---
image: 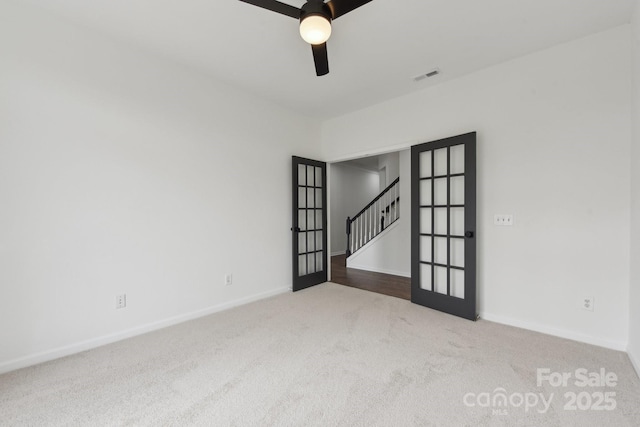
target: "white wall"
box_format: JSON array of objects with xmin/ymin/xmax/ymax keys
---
[
  {"xmin": 322, "ymin": 26, "xmax": 632, "ymax": 350},
  {"xmin": 348, "ymin": 150, "xmax": 411, "ymax": 276},
  {"xmin": 629, "ymin": 0, "xmax": 640, "ymax": 375},
  {"xmin": 329, "ymin": 163, "xmax": 379, "ymax": 254},
  {"xmin": 378, "ymin": 152, "xmax": 400, "ymax": 191},
  {"xmin": 0, "ymin": 1, "xmax": 320, "ymax": 373}
]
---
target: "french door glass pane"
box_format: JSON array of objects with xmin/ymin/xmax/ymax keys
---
[
  {"xmin": 450, "ymin": 176, "xmax": 464, "ymax": 205},
  {"xmin": 298, "ymin": 188, "xmax": 307, "ymax": 208},
  {"xmin": 434, "ymin": 208, "xmax": 447, "ymax": 235},
  {"xmin": 450, "ymin": 144, "xmax": 465, "ymax": 174},
  {"xmin": 315, "ymin": 231, "xmax": 323, "ymax": 250},
  {"xmin": 434, "ymin": 266, "xmax": 447, "ymax": 294},
  {"xmin": 298, "ymin": 233, "xmax": 307, "ymax": 253},
  {"xmin": 315, "ymin": 166, "xmax": 322, "ymax": 187},
  {"xmin": 434, "ymin": 148, "xmax": 448, "ymax": 176},
  {"xmin": 307, "ymin": 210, "xmax": 315, "ymax": 230},
  {"xmin": 451, "ymin": 239, "xmax": 465, "ymax": 267},
  {"xmin": 420, "ymin": 236, "xmax": 432, "ymax": 262},
  {"xmin": 451, "ymin": 269, "xmax": 465, "ymax": 299},
  {"xmin": 434, "ymin": 178, "xmax": 447, "ymax": 205},
  {"xmin": 307, "ymin": 233, "xmax": 315, "ymax": 252},
  {"xmin": 419, "ymin": 151, "xmax": 432, "ymax": 178},
  {"xmin": 307, "ymin": 166, "xmax": 314, "ymax": 187},
  {"xmin": 307, "ymin": 188, "xmax": 315, "ymax": 208},
  {"xmin": 420, "ymin": 208, "xmax": 432, "ymax": 234},
  {"xmin": 298, "ymin": 210, "xmax": 306, "ymax": 231},
  {"xmin": 298, "ymin": 164, "xmax": 306, "ymax": 186},
  {"xmin": 451, "ymin": 207, "xmax": 464, "ymax": 236},
  {"xmin": 434, "ymin": 237, "xmax": 447, "ymax": 265},
  {"xmin": 420, "ymin": 180, "xmax": 432, "ymax": 205},
  {"xmin": 308, "ymin": 254, "xmax": 317, "ymax": 274},
  {"xmin": 298, "ymin": 255, "xmax": 307, "ymax": 276},
  {"xmin": 420, "ymin": 263, "xmax": 432, "ymax": 291}
]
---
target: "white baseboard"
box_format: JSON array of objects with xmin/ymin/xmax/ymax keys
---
[
  {"xmin": 629, "ymin": 347, "xmax": 640, "ymax": 379},
  {"xmin": 479, "ymin": 311, "xmax": 627, "ymax": 352},
  {"xmin": 331, "ymin": 251, "xmax": 346, "ymax": 256},
  {"xmin": 0, "ymin": 286, "xmax": 290, "ymax": 375}
]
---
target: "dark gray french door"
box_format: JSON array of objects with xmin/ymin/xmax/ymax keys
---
[
  {"xmin": 411, "ymin": 132, "xmax": 477, "ymax": 320},
  {"xmin": 292, "ymin": 156, "xmax": 328, "ymax": 291}
]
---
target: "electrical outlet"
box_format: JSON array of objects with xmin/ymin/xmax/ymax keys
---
[
  {"xmin": 116, "ymin": 294, "xmax": 126, "ymax": 309},
  {"xmin": 225, "ymin": 274, "xmax": 233, "ymax": 286},
  {"xmin": 582, "ymin": 296, "xmax": 594, "ymax": 311},
  {"xmin": 494, "ymin": 214, "xmax": 514, "ymax": 226}
]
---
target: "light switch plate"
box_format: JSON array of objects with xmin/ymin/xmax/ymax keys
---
[{"xmin": 494, "ymin": 214, "xmax": 514, "ymax": 226}]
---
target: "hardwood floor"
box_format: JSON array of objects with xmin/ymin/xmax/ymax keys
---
[{"xmin": 330, "ymin": 254, "xmax": 411, "ymax": 300}]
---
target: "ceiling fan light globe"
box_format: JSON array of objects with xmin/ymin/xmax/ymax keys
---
[{"xmin": 299, "ymin": 15, "xmax": 332, "ymax": 45}]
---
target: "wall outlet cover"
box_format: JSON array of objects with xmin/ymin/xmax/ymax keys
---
[
  {"xmin": 582, "ymin": 296, "xmax": 594, "ymax": 311},
  {"xmin": 116, "ymin": 294, "xmax": 126, "ymax": 309}
]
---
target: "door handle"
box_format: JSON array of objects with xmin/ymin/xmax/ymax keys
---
[
  {"xmin": 291, "ymin": 227, "xmax": 301, "ymax": 232},
  {"xmin": 465, "ymin": 231, "xmax": 474, "ymax": 238}
]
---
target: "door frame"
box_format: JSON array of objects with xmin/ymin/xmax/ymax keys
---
[{"xmin": 325, "ymin": 147, "xmax": 411, "ymax": 283}]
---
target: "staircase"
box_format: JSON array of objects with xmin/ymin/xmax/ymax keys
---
[{"xmin": 346, "ymin": 177, "xmax": 400, "ymax": 257}]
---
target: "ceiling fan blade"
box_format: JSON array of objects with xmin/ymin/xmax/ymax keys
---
[
  {"xmin": 312, "ymin": 43, "xmax": 329, "ymax": 76},
  {"xmin": 238, "ymin": 0, "xmax": 300, "ymax": 19},
  {"xmin": 326, "ymin": 0, "xmax": 372, "ymax": 19}
]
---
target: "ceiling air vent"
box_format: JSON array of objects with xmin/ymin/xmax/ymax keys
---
[{"xmin": 413, "ymin": 68, "xmax": 440, "ymax": 82}]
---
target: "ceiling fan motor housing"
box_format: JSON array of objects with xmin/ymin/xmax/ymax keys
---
[{"xmin": 300, "ymin": 0, "xmax": 333, "ymax": 23}]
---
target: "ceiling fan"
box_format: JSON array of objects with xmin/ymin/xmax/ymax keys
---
[{"xmin": 238, "ymin": 0, "xmax": 373, "ymax": 76}]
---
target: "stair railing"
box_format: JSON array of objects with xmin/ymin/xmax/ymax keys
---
[{"xmin": 346, "ymin": 177, "xmax": 400, "ymax": 257}]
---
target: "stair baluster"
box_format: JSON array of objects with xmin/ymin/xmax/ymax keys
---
[{"xmin": 345, "ymin": 177, "xmax": 400, "ymax": 259}]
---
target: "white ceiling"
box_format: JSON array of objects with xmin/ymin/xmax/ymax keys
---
[{"xmin": 21, "ymin": 0, "xmax": 634, "ymax": 119}]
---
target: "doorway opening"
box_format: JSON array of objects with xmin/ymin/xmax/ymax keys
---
[{"xmin": 328, "ymin": 151, "xmax": 411, "ymax": 300}]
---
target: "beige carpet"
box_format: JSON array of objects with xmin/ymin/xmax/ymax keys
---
[{"xmin": 1, "ymin": 283, "xmax": 639, "ymax": 426}]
